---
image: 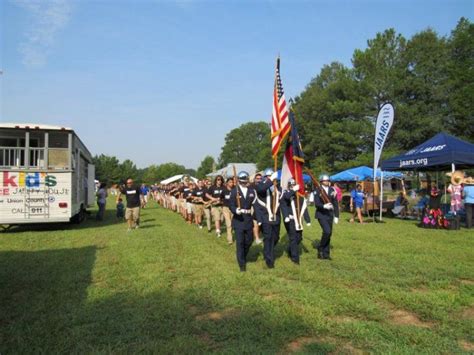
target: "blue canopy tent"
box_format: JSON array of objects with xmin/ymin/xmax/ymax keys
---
[
  {"xmin": 330, "ymin": 166, "xmax": 402, "ymax": 182},
  {"xmin": 381, "ymin": 132, "xmax": 474, "ymax": 171}
]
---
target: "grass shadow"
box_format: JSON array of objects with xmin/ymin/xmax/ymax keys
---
[
  {"xmin": 0, "ymin": 246, "xmax": 97, "ymax": 351},
  {"xmin": 0, "ymin": 245, "xmax": 331, "ymax": 353}
]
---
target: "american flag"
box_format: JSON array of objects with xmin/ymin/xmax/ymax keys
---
[{"xmin": 271, "ymin": 57, "xmax": 290, "ymax": 157}]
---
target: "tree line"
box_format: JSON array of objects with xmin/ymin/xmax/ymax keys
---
[{"xmin": 95, "ymin": 18, "xmax": 473, "ymax": 184}]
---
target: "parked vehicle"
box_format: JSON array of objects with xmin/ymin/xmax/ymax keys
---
[{"xmin": 0, "ymin": 123, "xmax": 95, "ymax": 226}]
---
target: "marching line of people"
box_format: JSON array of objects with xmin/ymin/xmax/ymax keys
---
[{"xmin": 152, "ymin": 170, "xmax": 339, "ymax": 272}]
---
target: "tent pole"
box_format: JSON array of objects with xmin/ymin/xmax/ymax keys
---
[
  {"xmin": 452, "ymin": 163, "xmax": 455, "ymax": 173},
  {"xmin": 373, "ymin": 173, "xmax": 376, "ymax": 222},
  {"xmin": 379, "ymin": 171, "xmax": 383, "ymax": 221}
]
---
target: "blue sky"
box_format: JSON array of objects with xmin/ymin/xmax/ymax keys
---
[{"xmin": 1, "ymin": 0, "xmax": 472, "ymax": 169}]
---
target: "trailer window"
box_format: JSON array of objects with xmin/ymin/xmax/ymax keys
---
[
  {"xmin": 48, "ymin": 132, "xmax": 68, "ymax": 148},
  {"xmin": 0, "ymin": 138, "xmax": 18, "ymax": 147},
  {"xmin": 48, "ymin": 132, "xmax": 69, "ymax": 169}
]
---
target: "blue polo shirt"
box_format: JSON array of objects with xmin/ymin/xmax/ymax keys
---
[
  {"xmin": 464, "ymin": 185, "xmax": 474, "ymax": 204},
  {"xmin": 351, "ymin": 189, "xmax": 365, "ymax": 208}
]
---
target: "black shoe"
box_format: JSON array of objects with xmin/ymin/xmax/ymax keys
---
[
  {"xmin": 208, "ymin": 229, "xmax": 212, "ymax": 233},
  {"xmin": 266, "ymin": 263, "xmax": 275, "ymax": 269},
  {"xmin": 322, "ymin": 255, "xmax": 332, "ymax": 261},
  {"xmin": 239, "ymin": 265, "xmax": 246, "ymax": 272},
  {"xmin": 317, "ymin": 252, "xmax": 324, "ymax": 260},
  {"xmin": 292, "ymin": 260, "xmax": 300, "ymax": 265}
]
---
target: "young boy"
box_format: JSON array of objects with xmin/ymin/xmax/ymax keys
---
[{"xmin": 116, "ymin": 198, "xmax": 125, "ymax": 219}]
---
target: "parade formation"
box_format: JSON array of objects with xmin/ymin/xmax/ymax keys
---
[{"xmin": 134, "ymin": 169, "xmax": 338, "ymax": 272}]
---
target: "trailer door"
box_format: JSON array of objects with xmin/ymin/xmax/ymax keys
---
[{"xmin": 87, "ymin": 164, "xmax": 95, "ymax": 206}]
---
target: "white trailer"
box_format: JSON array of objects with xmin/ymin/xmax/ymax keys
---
[{"xmin": 0, "ymin": 123, "xmax": 95, "ymax": 226}]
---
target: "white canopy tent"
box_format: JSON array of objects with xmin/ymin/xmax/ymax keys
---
[
  {"xmin": 160, "ymin": 174, "xmax": 198, "ymax": 185},
  {"xmin": 207, "ymin": 163, "xmax": 257, "ymax": 178}
]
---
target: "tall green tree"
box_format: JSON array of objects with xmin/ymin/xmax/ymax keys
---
[
  {"xmin": 156, "ymin": 162, "xmax": 186, "ymax": 181},
  {"xmin": 196, "ymin": 156, "xmax": 215, "ymax": 179},
  {"xmin": 219, "ymin": 122, "xmax": 274, "ymax": 170},
  {"xmin": 92, "ymin": 154, "xmax": 121, "ymax": 184},
  {"xmin": 119, "ymin": 159, "xmax": 138, "ymax": 182},
  {"xmin": 293, "ymin": 62, "xmax": 372, "ymax": 172},
  {"xmin": 446, "ymin": 17, "xmax": 474, "ymax": 140},
  {"xmin": 142, "ymin": 164, "xmax": 161, "ymax": 184},
  {"xmin": 394, "ymin": 29, "xmax": 449, "ymax": 150}
]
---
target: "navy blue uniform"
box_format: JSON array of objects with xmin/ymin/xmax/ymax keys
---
[
  {"xmin": 313, "ymin": 186, "xmax": 339, "ymax": 258},
  {"xmin": 281, "ymin": 190, "xmax": 310, "ymax": 263},
  {"xmin": 229, "ymin": 185, "xmax": 257, "ymax": 268},
  {"xmin": 256, "ymin": 179, "xmax": 281, "ymax": 267}
]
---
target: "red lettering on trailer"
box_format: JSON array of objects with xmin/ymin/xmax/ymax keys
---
[{"xmin": 3, "ymin": 172, "xmax": 17, "ymax": 187}]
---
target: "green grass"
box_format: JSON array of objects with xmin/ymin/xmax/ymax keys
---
[{"xmin": 1, "ymin": 197, "xmax": 473, "ymax": 353}]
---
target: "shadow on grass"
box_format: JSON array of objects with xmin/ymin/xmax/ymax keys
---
[
  {"xmin": 0, "ymin": 246, "xmax": 333, "ymax": 353},
  {"xmin": 1, "ymin": 206, "xmax": 162, "ymax": 233},
  {"xmin": 0, "ymin": 246, "xmax": 97, "ymax": 351}
]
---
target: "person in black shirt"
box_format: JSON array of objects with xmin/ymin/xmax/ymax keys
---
[
  {"xmin": 192, "ymin": 180, "xmax": 206, "ymax": 229},
  {"xmin": 117, "ymin": 178, "xmax": 142, "ymax": 232},
  {"xmin": 184, "ymin": 182, "xmax": 195, "ymax": 224},
  {"xmin": 202, "ymin": 179, "xmax": 213, "ymax": 232},
  {"xmin": 206, "ymin": 175, "xmax": 225, "ymax": 238}
]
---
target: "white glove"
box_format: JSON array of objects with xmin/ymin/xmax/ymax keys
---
[
  {"xmin": 292, "ymin": 184, "xmax": 300, "ymax": 192},
  {"xmin": 306, "ymin": 223, "xmax": 311, "ymax": 227},
  {"xmin": 270, "ymin": 171, "xmax": 278, "ymax": 181},
  {"xmin": 284, "ymin": 217, "xmax": 290, "ymax": 223},
  {"xmin": 333, "ymin": 217, "xmax": 339, "ymax": 224},
  {"xmin": 323, "ymin": 203, "xmax": 333, "ymax": 210},
  {"xmin": 236, "ymin": 208, "xmax": 242, "ymax": 215}
]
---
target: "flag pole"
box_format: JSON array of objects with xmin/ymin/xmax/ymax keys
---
[
  {"xmin": 294, "ymin": 158, "xmax": 301, "ymax": 227},
  {"xmin": 273, "ymin": 156, "xmax": 278, "ymax": 217}
]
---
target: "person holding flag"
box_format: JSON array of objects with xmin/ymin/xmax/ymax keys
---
[
  {"xmin": 281, "ymin": 178, "xmax": 310, "ymax": 265},
  {"xmin": 256, "ymin": 168, "xmax": 281, "ymax": 269},
  {"xmin": 279, "ymin": 106, "xmax": 310, "ymax": 264}
]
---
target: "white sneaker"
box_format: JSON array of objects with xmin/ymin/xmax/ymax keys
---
[
  {"xmin": 255, "ymin": 239, "xmax": 262, "ymax": 245},
  {"xmin": 127, "ymin": 228, "xmax": 132, "ymax": 233},
  {"xmin": 198, "ymin": 225, "xmax": 203, "ymax": 229},
  {"xmin": 135, "ymin": 225, "xmax": 139, "ymax": 229}
]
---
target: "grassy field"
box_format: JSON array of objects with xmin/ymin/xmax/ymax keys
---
[{"xmin": 1, "ymin": 198, "xmax": 473, "ymax": 354}]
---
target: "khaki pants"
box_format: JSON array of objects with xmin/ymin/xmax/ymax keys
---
[
  {"xmin": 194, "ymin": 204, "xmax": 204, "ymax": 219},
  {"xmin": 125, "ymin": 207, "xmax": 140, "ymax": 223},
  {"xmin": 204, "ymin": 206, "xmax": 212, "ymax": 231},
  {"xmin": 211, "ymin": 206, "xmax": 223, "ymax": 221},
  {"xmin": 222, "ymin": 206, "xmax": 233, "ymax": 243}
]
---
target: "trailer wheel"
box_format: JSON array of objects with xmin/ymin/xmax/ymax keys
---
[
  {"xmin": 0, "ymin": 225, "xmax": 12, "ymax": 232},
  {"xmin": 71, "ymin": 205, "xmax": 86, "ymax": 224}
]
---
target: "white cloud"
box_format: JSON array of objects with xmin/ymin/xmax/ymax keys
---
[{"xmin": 13, "ymin": 0, "xmax": 73, "ymax": 68}]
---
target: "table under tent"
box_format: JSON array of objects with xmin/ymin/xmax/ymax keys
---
[
  {"xmin": 329, "ymin": 166, "xmax": 403, "ymax": 215},
  {"xmin": 381, "ymin": 132, "xmax": 474, "ymax": 227}
]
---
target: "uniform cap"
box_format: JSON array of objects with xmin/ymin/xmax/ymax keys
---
[
  {"xmin": 319, "ymin": 174, "xmax": 330, "ymax": 182},
  {"xmin": 263, "ymin": 168, "xmax": 274, "ymax": 177},
  {"xmin": 238, "ymin": 171, "xmax": 249, "ymax": 181}
]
